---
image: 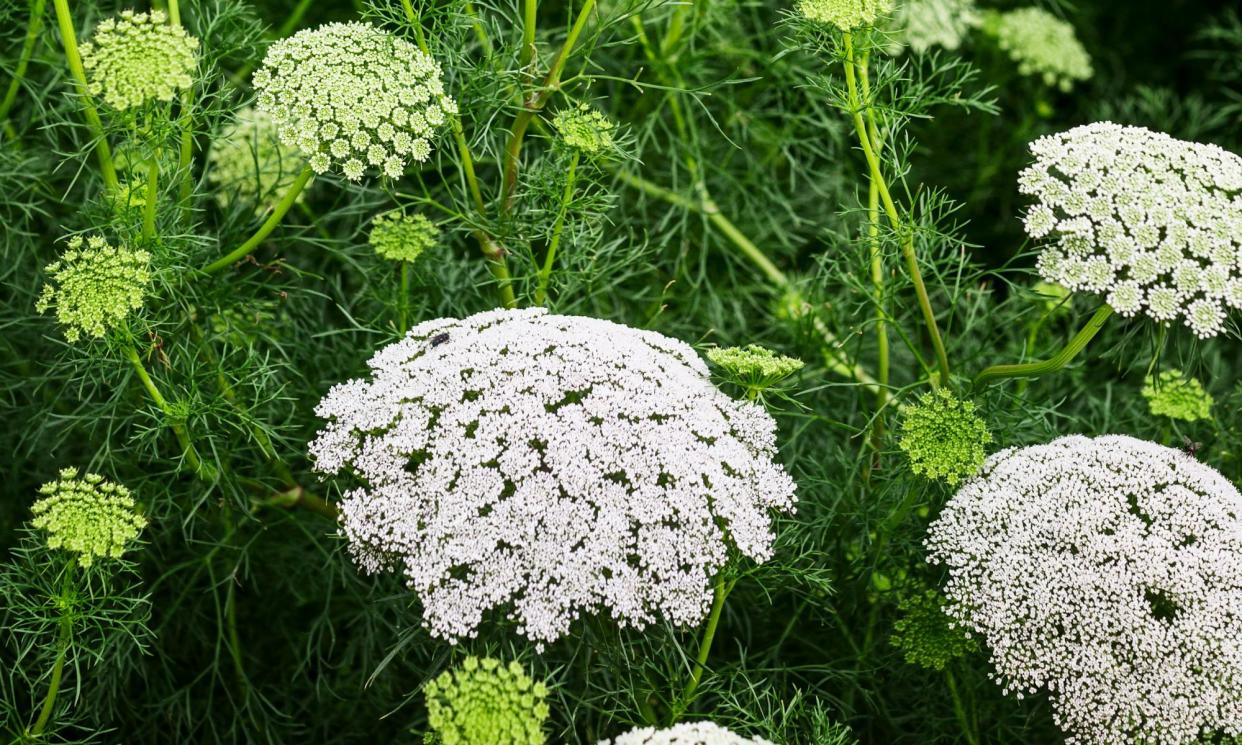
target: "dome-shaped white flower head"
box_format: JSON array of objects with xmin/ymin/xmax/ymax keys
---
[
  {"xmin": 310, "ymin": 308, "xmax": 797, "ymax": 646},
  {"xmin": 927, "ymin": 434, "xmax": 1242, "ymax": 745},
  {"xmin": 598, "ymin": 721, "xmax": 778, "ymax": 745},
  {"xmin": 252, "ymin": 21, "xmax": 456, "ymax": 182},
  {"xmin": 80, "ymin": 9, "xmax": 199, "ymax": 111},
  {"xmin": 1020, "ymin": 122, "xmax": 1242, "ymax": 339},
  {"xmin": 983, "ymin": 7, "xmax": 1091, "ymax": 92},
  {"xmin": 207, "ymin": 107, "xmax": 310, "ymax": 214}
]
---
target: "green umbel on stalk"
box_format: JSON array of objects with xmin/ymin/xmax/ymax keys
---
[
  {"xmin": 898, "ymin": 388, "xmax": 991, "ymax": 485},
  {"xmin": 31, "ymin": 467, "xmax": 147, "ymax": 567},
  {"xmin": 424, "ymin": 657, "xmax": 549, "ymax": 745},
  {"xmin": 1142, "ymin": 370, "xmax": 1213, "ymax": 422}
]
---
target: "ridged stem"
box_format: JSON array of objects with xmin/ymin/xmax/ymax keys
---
[{"xmin": 973, "ymin": 304, "xmax": 1113, "ymax": 386}]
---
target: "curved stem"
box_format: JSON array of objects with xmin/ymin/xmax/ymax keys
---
[
  {"xmin": 51, "ymin": 0, "xmax": 120, "ymax": 192},
  {"xmin": 142, "ymin": 157, "xmax": 159, "ymax": 242},
  {"xmin": 670, "ymin": 575, "xmax": 734, "ymax": 722},
  {"xmin": 842, "ymin": 32, "xmax": 950, "ymax": 386},
  {"xmin": 0, "ymin": 0, "xmax": 48, "ymax": 129},
  {"xmin": 202, "ymin": 164, "xmax": 312, "ymax": 274},
  {"xmin": 30, "ymin": 563, "xmax": 74, "ymax": 736},
  {"xmin": 534, "ymin": 151, "xmax": 579, "ymax": 305},
  {"xmin": 973, "ymin": 304, "xmax": 1113, "ymax": 386},
  {"xmin": 123, "ymin": 342, "xmax": 209, "ymax": 478}
]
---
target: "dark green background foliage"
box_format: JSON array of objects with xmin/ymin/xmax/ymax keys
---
[{"xmin": 1, "ymin": 0, "xmax": 1240, "ymax": 742}]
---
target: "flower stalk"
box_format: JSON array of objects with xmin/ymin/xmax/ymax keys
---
[
  {"xmin": 29, "ymin": 562, "xmax": 75, "ymax": 736},
  {"xmin": 973, "ymin": 304, "xmax": 1113, "ymax": 386},
  {"xmin": 535, "ymin": 150, "xmax": 580, "ymax": 306},
  {"xmin": 51, "ymin": 0, "xmax": 120, "ymax": 192},
  {"xmin": 202, "ymin": 164, "xmax": 313, "ymax": 274},
  {"xmin": 0, "ymin": 0, "xmax": 49, "ymax": 133}
]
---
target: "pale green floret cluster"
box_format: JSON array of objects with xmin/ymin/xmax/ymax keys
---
[
  {"xmin": 797, "ymin": 0, "xmax": 892, "ymax": 31},
  {"xmin": 893, "ymin": 0, "xmax": 979, "ymax": 54},
  {"xmin": 208, "ymin": 107, "xmax": 309, "ymax": 213},
  {"xmin": 890, "ymin": 588, "xmax": 978, "ymax": 671},
  {"xmin": 424, "ymin": 657, "xmax": 549, "ymax": 745},
  {"xmin": 898, "ymin": 389, "xmax": 991, "ymax": 485},
  {"xmin": 551, "ymin": 104, "xmax": 616, "ymax": 155},
  {"xmin": 984, "ymin": 7, "xmax": 1092, "ymax": 92},
  {"xmin": 706, "ymin": 344, "xmax": 805, "ymax": 389},
  {"xmin": 369, "ymin": 210, "xmax": 440, "ymax": 263},
  {"xmin": 36, "ymin": 235, "xmax": 151, "ymax": 343},
  {"xmin": 252, "ymin": 22, "xmax": 457, "ymax": 182},
  {"xmin": 31, "ymin": 468, "xmax": 147, "ymax": 568},
  {"xmin": 1142, "ymin": 370, "xmax": 1214, "ymax": 422},
  {"xmin": 80, "ymin": 10, "xmax": 199, "ymax": 111}
]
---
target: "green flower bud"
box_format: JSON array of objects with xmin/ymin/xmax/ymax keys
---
[
  {"xmin": 424, "ymin": 657, "xmax": 548, "ymax": 745},
  {"xmin": 1142, "ymin": 370, "xmax": 1213, "ymax": 423},
  {"xmin": 208, "ymin": 107, "xmax": 310, "ymax": 214},
  {"xmin": 706, "ymin": 344, "xmax": 805, "ymax": 392},
  {"xmin": 80, "ymin": 10, "xmax": 199, "ymax": 111},
  {"xmin": 982, "ymin": 7, "xmax": 1092, "ymax": 92},
  {"xmin": 551, "ymin": 103, "xmax": 616, "ymax": 155},
  {"xmin": 36, "ymin": 235, "xmax": 151, "ymax": 342},
  {"xmin": 31, "ymin": 468, "xmax": 147, "ymax": 568},
  {"xmin": 797, "ymin": 0, "xmax": 892, "ymax": 31},
  {"xmin": 369, "ymin": 210, "xmax": 440, "ymax": 263},
  {"xmin": 898, "ymin": 389, "xmax": 991, "ymax": 485},
  {"xmin": 891, "ymin": 587, "xmax": 977, "ymax": 671}
]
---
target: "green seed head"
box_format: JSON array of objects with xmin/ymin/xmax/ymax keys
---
[
  {"xmin": 797, "ymin": 0, "xmax": 892, "ymax": 31},
  {"xmin": 424, "ymin": 657, "xmax": 549, "ymax": 745},
  {"xmin": 36, "ymin": 235, "xmax": 151, "ymax": 343},
  {"xmin": 31, "ymin": 468, "xmax": 147, "ymax": 568},
  {"xmin": 1142, "ymin": 370, "xmax": 1214, "ymax": 423},
  {"xmin": 369, "ymin": 210, "xmax": 440, "ymax": 264},
  {"xmin": 898, "ymin": 389, "xmax": 991, "ymax": 485},
  {"xmin": 551, "ymin": 104, "xmax": 616, "ymax": 155},
  {"xmin": 80, "ymin": 10, "xmax": 199, "ymax": 111}
]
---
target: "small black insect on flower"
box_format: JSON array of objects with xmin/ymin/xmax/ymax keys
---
[
  {"xmin": 430, "ymin": 332, "xmax": 450, "ymax": 346},
  {"xmin": 1181, "ymin": 436, "xmax": 1203, "ymax": 459}
]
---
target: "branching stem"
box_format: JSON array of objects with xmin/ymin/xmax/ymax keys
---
[
  {"xmin": 973, "ymin": 304, "xmax": 1113, "ymax": 386},
  {"xmin": 123, "ymin": 342, "xmax": 210, "ymax": 479},
  {"xmin": 842, "ymin": 32, "xmax": 950, "ymax": 387},
  {"xmin": 202, "ymin": 164, "xmax": 313, "ymax": 274}
]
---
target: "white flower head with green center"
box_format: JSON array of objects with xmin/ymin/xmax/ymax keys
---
[
  {"xmin": 551, "ymin": 103, "xmax": 616, "ymax": 155},
  {"xmin": 1142, "ymin": 369, "xmax": 1214, "ymax": 422},
  {"xmin": 983, "ymin": 7, "xmax": 1091, "ymax": 92},
  {"xmin": 208, "ymin": 107, "xmax": 309, "ymax": 214},
  {"xmin": 310, "ymin": 308, "xmax": 797, "ymax": 645},
  {"xmin": 1020, "ymin": 122, "xmax": 1242, "ymax": 338},
  {"xmin": 252, "ymin": 22, "xmax": 456, "ymax": 182},
  {"xmin": 425, "ymin": 657, "xmax": 549, "ymax": 745},
  {"xmin": 893, "ymin": 0, "xmax": 980, "ymax": 54},
  {"xmin": 598, "ymin": 721, "xmax": 778, "ymax": 745},
  {"xmin": 36, "ymin": 235, "xmax": 151, "ymax": 342},
  {"xmin": 31, "ymin": 467, "xmax": 147, "ymax": 568},
  {"xmin": 368, "ymin": 209, "xmax": 439, "ymax": 263},
  {"xmin": 796, "ymin": 0, "xmax": 892, "ymax": 30},
  {"xmin": 897, "ymin": 388, "xmax": 991, "ymax": 485},
  {"xmin": 927, "ymin": 434, "xmax": 1242, "ymax": 745},
  {"xmin": 80, "ymin": 10, "xmax": 199, "ymax": 111}
]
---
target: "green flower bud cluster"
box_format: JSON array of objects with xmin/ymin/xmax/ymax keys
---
[
  {"xmin": 208, "ymin": 107, "xmax": 309, "ymax": 214},
  {"xmin": 551, "ymin": 104, "xmax": 616, "ymax": 155},
  {"xmin": 253, "ymin": 22, "xmax": 457, "ymax": 181},
  {"xmin": 1142, "ymin": 370, "xmax": 1214, "ymax": 422},
  {"xmin": 890, "ymin": 588, "xmax": 977, "ymax": 671},
  {"xmin": 80, "ymin": 10, "xmax": 199, "ymax": 111},
  {"xmin": 898, "ymin": 389, "xmax": 991, "ymax": 485},
  {"xmin": 425, "ymin": 657, "xmax": 549, "ymax": 745},
  {"xmin": 369, "ymin": 210, "xmax": 440, "ymax": 263},
  {"xmin": 36, "ymin": 235, "xmax": 151, "ymax": 342},
  {"xmin": 983, "ymin": 7, "xmax": 1092, "ymax": 92},
  {"xmin": 31, "ymin": 468, "xmax": 147, "ymax": 568},
  {"xmin": 797, "ymin": 0, "xmax": 892, "ymax": 32},
  {"xmin": 706, "ymin": 345, "xmax": 805, "ymax": 391}
]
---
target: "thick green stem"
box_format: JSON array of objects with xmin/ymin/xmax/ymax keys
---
[
  {"xmin": 142, "ymin": 157, "xmax": 159, "ymax": 241},
  {"xmin": 52, "ymin": 0, "xmax": 120, "ymax": 192},
  {"xmin": 534, "ymin": 151, "xmax": 579, "ymax": 306},
  {"xmin": 500, "ymin": 0, "xmax": 597, "ymax": 212},
  {"xmin": 842, "ymin": 32, "xmax": 950, "ymax": 387},
  {"xmin": 398, "ymin": 260, "xmax": 410, "ymax": 331},
  {"xmin": 860, "ymin": 52, "xmax": 889, "ymax": 411},
  {"xmin": 671, "ymin": 575, "xmax": 734, "ymax": 722},
  {"xmin": 521, "ymin": 0, "xmax": 538, "ymax": 72},
  {"xmin": 946, "ymin": 667, "xmax": 980, "ymax": 745},
  {"xmin": 0, "ymin": 0, "xmax": 48, "ymax": 129},
  {"xmin": 203, "ymin": 164, "xmax": 313, "ymax": 274},
  {"xmin": 123, "ymin": 342, "xmax": 209, "ymax": 478},
  {"xmin": 30, "ymin": 563, "xmax": 74, "ymax": 736},
  {"xmin": 974, "ymin": 304, "xmax": 1114, "ymax": 386}
]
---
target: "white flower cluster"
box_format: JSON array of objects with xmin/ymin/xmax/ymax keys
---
[
  {"xmin": 80, "ymin": 9, "xmax": 199, "ymax": 111},
  {"xmin": 598, "ymin": 721, "xmax": 778, "ymax": 745},
  {"xmin": 252, "ymin": 22, "xmax": 456, "ymax": 181},
  {"xmin": 1020, "ymin": 122, "xmax": 1242, "ymax": 338},
  {"xmin": 893, "ymin": 0, "xmax": 979, "ymax": 54},
  {"xmin": 927, "ymin": 434, "xmax": 1242, "ymax": 745},
  {"xmin": 310, "ymin": 308, "xmax": 796, "ymax": 646}
]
